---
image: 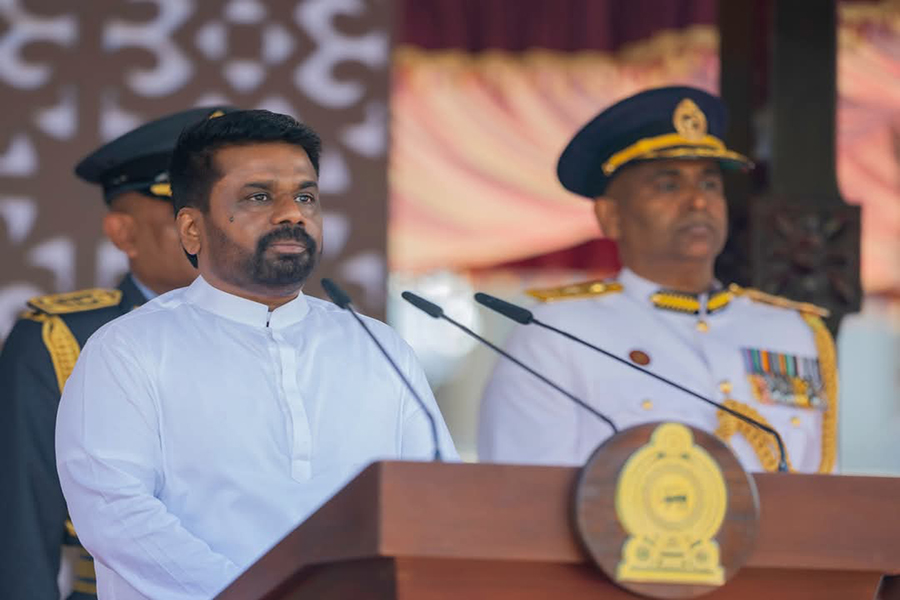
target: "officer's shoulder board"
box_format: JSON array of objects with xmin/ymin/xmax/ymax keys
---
[
  {"xmin": 526, "ymin": 280, "xmax": 623, "ymax": 303},
  {"xmin": 728, "ymin": 284, "xmax": 830, "ymax": 318},
  {"xmin": 26, "ymin": 288, "xmax": 122, "ymax": 316},
  {"xmin": 21, "ymin": 289, "xmax": 122, "ymax": 392}
]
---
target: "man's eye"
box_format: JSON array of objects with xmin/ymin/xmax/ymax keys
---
[
  {"xmin": 700, "ymin": 179, "xmax": 723, "ymax": 192},
  {"xmin": 249, "ymin": 193, "xmax": 269, "ymax": 202},
  {"xmin": 296, "ymin": 193, "xmax": 315, "ymax": 204},
  {"xmin": 657, "ymin": 180, "xmax": 679, "ymax": 193}
]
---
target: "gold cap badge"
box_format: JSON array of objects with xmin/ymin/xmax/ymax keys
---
[{"xmin": 673, "ymin": 98, "xmax": 708, "ymax": 141}]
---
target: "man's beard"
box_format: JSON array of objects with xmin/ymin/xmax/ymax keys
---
[
  {"xmin": 206, "ymin": 220, "xmax": 320, "ymax": 290},
  {"xmin": 251, "ymin": 225, "xmax": 319, "ymax": 286}
]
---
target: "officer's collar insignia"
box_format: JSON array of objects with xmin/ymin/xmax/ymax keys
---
[
  {"xmin": 28, "ymin": 289, "xmax": 122, "ymax": 315},
  {"xmin": 742, "ymin": 347, "xmax": 827, "ymax": 411},
  {"xmin": 650, "ymin": 288, "xmax": 732, "ymax": 315},
  {"xmin": 527, "ymin": 280, "xmax": 623, "ymax": 303},
  {"xmin": 729, "ymin": 284, "xmax": 829, "ymax": 317},
  {"xmin": 673, "ymin": 98, "xmax": 707, "ymax": 141}
]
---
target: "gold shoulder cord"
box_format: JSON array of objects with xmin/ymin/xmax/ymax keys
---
[
  {"xmin": 715, "ymin": 314, "xmax": 838, "ymax": 474},
  {"xmin": 802, "ymin": 313, "xmax": 838, "ymax": 474},
  {"xmin": 37, "ymin": 314, "xmax": 81, "ymax": 392},
  {"xmin": 27, "ymin": 311, "xmax": 95, "ymax": 593},
  {"xmin": 715, "ymin": 400, "xmax": 792, "ymax": 473}
]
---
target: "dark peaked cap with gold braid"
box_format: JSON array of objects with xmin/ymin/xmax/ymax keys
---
[
  {"xmin": 75, "ymin": 106, "xmax": 236, "ymax": 204},
  {"xmin": 557, "ymin": 86, "xmax": 754, "ymax": 199}
]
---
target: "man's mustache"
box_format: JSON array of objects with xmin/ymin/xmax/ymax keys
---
[
  {"xmin": 676, "ymin": 212, "xmax": 717, "ymax": 231},
  {"xmin": 257, "ymin": 226, "xmax": 317, "ymax": 254}
]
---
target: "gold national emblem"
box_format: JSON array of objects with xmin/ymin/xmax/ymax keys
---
[
  {"xmin": 672, "ymin": 98, "xmax": 707, "ymax": 142},
  {"xmin": 615, "ymin": 423, "xmax": 728, "ymax": 586}
]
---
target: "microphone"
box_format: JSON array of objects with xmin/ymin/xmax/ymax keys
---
[
  {"xmin": 474, "ymin": 292, "xmax": 789, "ymax": 472},
  {"xmin": 321, "ymin": 279, "xmax": 442, "ymax": 461},
  {"xmin": 400, "ymin": 291, "xmax": 618, "ymax": 434}
]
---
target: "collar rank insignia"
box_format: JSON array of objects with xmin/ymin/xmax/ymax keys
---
[
  {"xmin": 650, "ymin": 289, "xmax": 732, "ymax": 315},
  {"xmin": 742, "ymin": 348, "xmax": 826, "ymax": 410}
]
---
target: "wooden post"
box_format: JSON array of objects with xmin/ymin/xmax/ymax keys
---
[{"xmin": 718, "ymin": 0, "xmax": 862, "ymax": 333}]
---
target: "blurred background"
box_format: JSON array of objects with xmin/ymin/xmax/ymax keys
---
[{"xmin": 1, "ymin": 0, "xmax": 897, "ymax": 469}]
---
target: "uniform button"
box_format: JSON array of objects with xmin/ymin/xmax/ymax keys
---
[
  {"xmin": 641, "ymin": 399, "xmax": 653, "ymax": 411},
  {"xmin": 790, "ymin": 416, "xmax": 801, "ymax": 427},
  {"xmin": 696, "ymin": 320, "xmax": 710, "ymax": 332},
  {"xmin": 718, "ymin": 380, "xmax": 733, "ymax": 396}
]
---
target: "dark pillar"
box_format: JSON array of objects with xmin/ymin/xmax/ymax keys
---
[{"xmin": 719, "ymin": 0, "xmax": 862, "ymax": 334}]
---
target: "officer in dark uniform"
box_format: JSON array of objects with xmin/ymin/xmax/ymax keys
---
[{"xmin": 0, "ymin": 106, "xmax": 234, "ymax": 600}]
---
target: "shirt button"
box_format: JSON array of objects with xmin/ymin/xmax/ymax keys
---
[
  {"xmin": 718, "ymin": 380, "xmax": 733, "ymax": 396},
  {"xmin": 790, "ymin": 416, "xmax": 801, "ymax": 427},
  {"xmin": 641, "ymin": 399, "xmax": 654, "ymax": 411}
]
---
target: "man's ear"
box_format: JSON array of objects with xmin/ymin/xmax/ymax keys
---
[
  {"xmin": 102, "ymin": 211, "xmax": 138, "ymax": 258},
  {"xmin": 593, "ymin": 196, "xmax": 621, "ymax": 240},
  {"xmin": 176, "ymin": 207, "xmax": 203, "ymax": 257}
]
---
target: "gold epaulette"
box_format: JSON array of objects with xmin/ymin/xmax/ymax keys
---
[
  {"xmin": 21, "ymin": 289, "xmax": 117, "ymax": 392},
  {"xmin": 526, "ymin": 280, "xmax": 623, "ymax": 303},
  {"xmin": 728, "ymin": 284, "xmax": 830, "ymax": 318},
  {"xmin": 27, "ymin": 288, "xmax": 122, "ymax": 315}
]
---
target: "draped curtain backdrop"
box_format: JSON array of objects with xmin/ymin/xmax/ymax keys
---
[{"xmin": 390, "ymin": 0, "xmax": 900, "ymax": 296}]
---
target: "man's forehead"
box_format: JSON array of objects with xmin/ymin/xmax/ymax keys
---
[{"xmin": 214, "ymin": 143, "xmax": 315, "ymax": 177}]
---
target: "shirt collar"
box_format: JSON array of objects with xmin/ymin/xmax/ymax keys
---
[{"xmin": 184, "ymin": 275, "xmax": 310, "ymax": 329}]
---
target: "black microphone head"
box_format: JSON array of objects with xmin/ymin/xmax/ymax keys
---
[
  {"xmin": 321, "ymin": 278, "xmax": 352, "ymax": 309},
  {"xmin": 401, "ymin": 291, "xmax": 444, "ymax": 319},
  {"xmin": 474, "ymin": 292, "xmax": 534, "ymax": 325}
]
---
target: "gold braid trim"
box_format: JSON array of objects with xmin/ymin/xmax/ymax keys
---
[
  {"xmin": 729, "ymin": 284, "xmax": 830, "ymax": 317},
  {"xmin": 650, "ymin": 292, "xmax": 699, "ymax": 313},
  {"xmin": 802, "ymin": 313, "xmax": 839, "ymax": 474},
  {"xmin": 527, "ymin": 281, "xmax": 623, "ymax": 302},
  {"xmin": 39, "ymin": 314, "xmax": 81, "ymax": 393},
  {"xmin": 715, "ymin": 399, "xmax": 794, "ymax": 473},
  {"xmin": 28, "ymin": 314, "xmax": 97, "ymax": 591},
  {"xmin": 73, "ymin": 547, "xmax": 98, "ymax": 594}
]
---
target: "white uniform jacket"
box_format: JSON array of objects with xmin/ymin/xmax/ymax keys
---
[{"xmin": 478, "ymin": 268, "xmax": 837, "ymax": 474}]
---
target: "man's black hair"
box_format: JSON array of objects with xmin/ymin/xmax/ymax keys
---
[{"xmin": 169, "ymin": 109, "xmax": 322, "ymax": 217}]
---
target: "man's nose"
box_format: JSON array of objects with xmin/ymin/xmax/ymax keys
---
[
  {"xmin": 688, "ymin": 186, "xmax": 710, "ymax": 210},
  {"xmin": 271, "ymin": 194, "xmax": 306, "ymax": 226}
]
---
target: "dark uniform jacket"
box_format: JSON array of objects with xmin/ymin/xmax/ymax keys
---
[{"xmin": 0, "ymin": 275, "xmax": 148, "ymax": 600}]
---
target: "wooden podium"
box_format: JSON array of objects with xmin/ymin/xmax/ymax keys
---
[{"xmin": 217, "ymin": 461, "xmax": 900, "ymax": 600}]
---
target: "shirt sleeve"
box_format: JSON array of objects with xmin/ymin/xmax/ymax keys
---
[
  {"xmin": 0, "ymin": 318, "xmax": 68, "ymax": 600},
  {"xmin": 55, "ymin": 328, "xmax": 241, "ymax": 600},
  {"xmin": 477, "ymin": 321, "xmax": 582, "ymax": 466}
]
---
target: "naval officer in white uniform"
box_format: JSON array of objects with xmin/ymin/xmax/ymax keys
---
[{"xmin": 478, "ymin": 86, "xmax": 837, "ymax": 474}]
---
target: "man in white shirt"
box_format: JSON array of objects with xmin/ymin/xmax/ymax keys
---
[
  {"xmin": 478, "ymin": 87, "xmax": 837, "ymax": 474},
  {"xmin": 56, "ymin": 109, "xmax": 457, "ymax": 600}
]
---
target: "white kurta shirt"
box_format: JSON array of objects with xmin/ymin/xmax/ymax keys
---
[
  {"xmin": 56, "ymin": 275, "xmax": 457, "ymax": 600},
  {"xmin": 478, "ymin": 268, "xmax": 833, "ymax": 474}
]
